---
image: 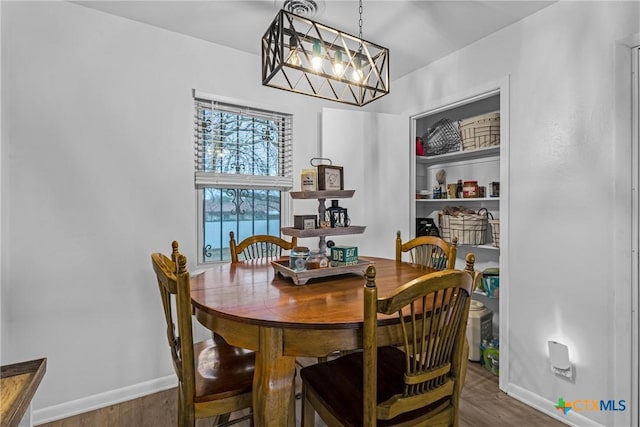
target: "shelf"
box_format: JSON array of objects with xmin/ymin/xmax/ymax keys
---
[
  {"xmin": 288, "ymin": 189, "xmax": 361, "ymax": 254},
  {"xmin": 289, "ymin": 190, "xmax": 355, "ymax": 200},
  {"xmin": 413, "ymin": 91, "xmax": 502, "ymax": 365},
  {"xmin": 451, "ymin": 244, "xmax": 499, "ymax": 250},
  {"xmin": 473, "ymin": 289, "xmax": 498, "ymax": 299},
  {"xmin": 416, "ymin": 146, "xmax": 499, "ymax": 165},
  {"xmin": 475, "ymin": 244, "xmax": 500, "ymax": 251},
  {"xmin": 416, "ymin": 197, "xmax": 499, "ymax": 203},
  {"xmin": 281, "ymin": 225, "xmax": 366, "ymax": 238}
]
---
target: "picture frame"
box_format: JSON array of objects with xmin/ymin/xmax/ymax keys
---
[
  {"xmin": 294, "ymin": 215, "xmax": 317, "ymax": 230},
  {"xmin": 317, "ymin": 165, "xmax": 344, "ymax": 191}
]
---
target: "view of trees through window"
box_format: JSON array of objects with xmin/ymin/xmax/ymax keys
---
[{"xmin": 198, "ymin": 106, "xmax": 285, "ymax": 262}]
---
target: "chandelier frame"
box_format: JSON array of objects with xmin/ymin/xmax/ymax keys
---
[{"xmin": 261, "ymin": 9, "xmax": 390, "ymax": 107}]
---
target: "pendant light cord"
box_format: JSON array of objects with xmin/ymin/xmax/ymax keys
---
[
  {"xmin": 357, "ymin": 0, "xmax": 363, "ymax": 55},
  {"xmin": 358, "ymin": 0, "xmax": 363, "ymax": 42}
]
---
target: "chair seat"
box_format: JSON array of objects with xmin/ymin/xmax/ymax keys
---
[
  {"xmin": 194, "ymin": 338, "xmax": 255, "ymax": 403},
  {"xmin": 300, "ymin": 347, "xmax": 452, "ymax": 427}
]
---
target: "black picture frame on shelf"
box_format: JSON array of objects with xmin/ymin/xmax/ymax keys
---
[{"xmin": 317, "ymin": 165, "xmax": 344, "ymax": 191}]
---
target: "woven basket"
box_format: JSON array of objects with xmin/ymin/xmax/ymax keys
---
[
  {"xmin": 488, "ymin": 218, "xmax": 500, "ymax": 248},
  {"xmin": 423, "ymin": 118, "xmax": 461, "ymax": 156},
  {"xmin": 460, "ymin": 112, "xmax": 500, "ymax": 151},
  {"xmin": 440, "ymin": 212, "xmax": 488, "ymax": 245}
]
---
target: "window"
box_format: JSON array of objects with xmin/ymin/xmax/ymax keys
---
[{"xmin": 193, "ymin": 91, "xmax": 293, "ymax": 263}]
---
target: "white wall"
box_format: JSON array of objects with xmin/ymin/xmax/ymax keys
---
[
  {"xmin": 0, "ymin": 1, "xmax": 355, "ymax": 421},
  {"xmin": 376, "ymin": 2, "xmax": 639, "ymax": 426},
  {"xmin": 320, "ymin": 108, "xmax": 409, "ymax": 259}
]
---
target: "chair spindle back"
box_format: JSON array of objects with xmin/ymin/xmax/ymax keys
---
[
  {"xmin": 364, "ymin": 266, "xmax": 475, "ymax": 424},
  {"xmin": 229, "ymin": 231, "xmax": 297, "ymax": 263},
  {"xmin": 396, "ymin": 230, "xmax": 458, "ymax": 270}
]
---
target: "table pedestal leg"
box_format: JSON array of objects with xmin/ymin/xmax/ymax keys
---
[{"xmin": 253, "ymin": 327, "xmax": 296, "ymax": 427}]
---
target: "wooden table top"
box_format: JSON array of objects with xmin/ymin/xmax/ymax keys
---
[{"xmin": 190, "ymin": 256, "xmax": 436, "ymax": 329}]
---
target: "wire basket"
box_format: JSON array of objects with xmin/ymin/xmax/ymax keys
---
[
  {"xmin": 422, "ymin": 118, "xmax": 461, "ymax": 156},
  {"xmin": 489, "ymin": 218, "xmax": 500, "ymax": 248},
  {"xmin": 460, "ymin": 112, "xmax": 500, "ymax": 151},
  {"xmin": 440, "ymin": 209, "xmax": 490, "ymax": 245}
]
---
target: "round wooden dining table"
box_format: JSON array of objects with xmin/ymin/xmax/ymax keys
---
[{"xmin": 190, "ymin": 256, "xmax": 437, "ymax": 427}]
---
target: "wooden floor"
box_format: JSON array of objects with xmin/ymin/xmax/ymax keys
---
[
  {"xmin": 37, "ymin": 361, "xmax": 566, "ymax": 427},
  {"xmin": 457, "ymin": 362, "xmax": 565, "ymax": 427}
]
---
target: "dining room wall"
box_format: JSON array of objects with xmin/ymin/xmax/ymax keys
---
[
  {"xmin": 0, "ymin": 0, "xmax": 359, "ymax": 422},
  {"xmin": 2, "ymin": 1, "xmax": 639, "ymax": 426},
  {"xmin": 373, "ymin": 2, "xmax": 640, "ymax": 426}
]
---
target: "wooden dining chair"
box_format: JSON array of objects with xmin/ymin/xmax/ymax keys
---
[
  {"xmin": 229, "ymin": 231, "xmax": 298, "ymax": 263},
  {"xmin": 300, "ymin": 263, "xmax": 480, "ymax": 427},
  {"xmin": 151, "ymin": 241, "xmax": 255, "ymax": 426},
  {"xmin": 396, "ymin": 230, "xmax": 458, "ymax": 270}
]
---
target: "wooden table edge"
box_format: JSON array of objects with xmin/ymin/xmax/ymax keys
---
[{"xmin": 1, "ymin": 358, "xmax": 47, "ymax": 427}]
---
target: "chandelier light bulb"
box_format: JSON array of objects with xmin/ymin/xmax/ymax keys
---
[
  {"xmin": 351, "ymin": 68, "xmax": 364, "ymax": 82},
  {"xmin": 287, "ymin": 51, "xmax": 301, "ymax": 66},
  {"xmin": 311, "ymin": 40, "xmax": 323, "ymax": 70},
  {"xmin": 287, "ymin": 36, "xmax": 301, "ymax": 66},
  {"xmin": 351, "ymin": 58, "xmax": 364, "ymax": 83},
  {"xmin": 351, "ymin": 57, "xmax": 363, "ymax": 82},
  {"xmin": 333, "ymin": 49, "xmax": 344, "ymax": 76}
]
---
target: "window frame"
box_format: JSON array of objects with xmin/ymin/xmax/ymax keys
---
[{"xmin": 193, "ymin": 91, "xmax": 293, "ymax": 266}]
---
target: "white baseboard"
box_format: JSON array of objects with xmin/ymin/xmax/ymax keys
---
[
  {"xmin": 506, "ymin": 383, "xmax": 604, "ymax": 427},
  {"xmin": 32, "ymin": 375, "xmax": 177, "ymax": 425}
]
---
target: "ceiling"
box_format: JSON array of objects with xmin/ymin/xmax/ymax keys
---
[{"xmin": 73, "ymin": 0, "xmax": 554, "ymax": 80}]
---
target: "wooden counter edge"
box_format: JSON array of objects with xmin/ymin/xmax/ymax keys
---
[{"xmin": 1, "ymin": 358, "xmax": 47, "ymax": 427}]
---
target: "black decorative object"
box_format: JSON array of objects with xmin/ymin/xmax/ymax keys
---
[
  {"xmin": 326, "ymin": 200, "xmax": 350, "ymax": 228},
  {"xmin": 416, "ymin": 218, "xmax": 439, "ymax": 237}
]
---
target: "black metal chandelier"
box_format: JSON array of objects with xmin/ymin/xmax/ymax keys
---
[{"xmin": 261, "ymin": 0, "xmax": 390, "ymax": 107}]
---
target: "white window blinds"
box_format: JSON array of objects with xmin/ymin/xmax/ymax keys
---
[{"xmin": 193, "ymin": 92, "xmax": 293, "ymax": 190}]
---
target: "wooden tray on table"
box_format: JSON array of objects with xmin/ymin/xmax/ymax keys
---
[{"xmin": 271, "ymin": 259, "xmax": 369, "ymax": 285}]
